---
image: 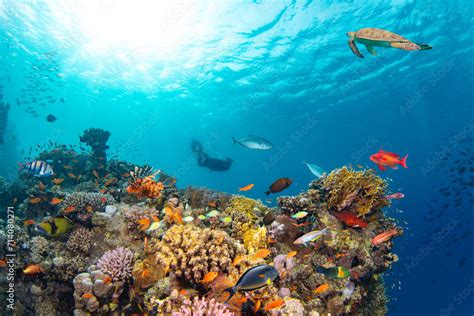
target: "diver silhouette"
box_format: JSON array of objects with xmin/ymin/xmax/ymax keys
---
[{"xmin": 191, "ymin": 139, "xmax": 232, "ymax": 172}]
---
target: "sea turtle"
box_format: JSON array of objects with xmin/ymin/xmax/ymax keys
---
[{"xmin": 347, "ymin": 28, "xmax": 432, "ymax": 58}]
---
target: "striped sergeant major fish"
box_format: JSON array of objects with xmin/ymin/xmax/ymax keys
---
[{"xmin": 20, "ymin": 160, "xmax": 54, "ymax": 177}]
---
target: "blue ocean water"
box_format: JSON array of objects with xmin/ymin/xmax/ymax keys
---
[{"xmin": 0, "ymin": 0, "xmax": 473, "ymax": 315}]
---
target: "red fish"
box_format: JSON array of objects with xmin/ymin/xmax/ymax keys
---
[
  {"xmin": 386, "ymin": 193, "xmax": 405, "ymax": 199},
  {"xmin": 370, "ymin": 149, "xmax": 408, "ymax": 171},
  {"xmin": 372, "ymin": 228, "xmax": 399, "ymax": 246},
  {"xmin": 332, "ymin": 211, "xmax": 368, "ymax": 228}
]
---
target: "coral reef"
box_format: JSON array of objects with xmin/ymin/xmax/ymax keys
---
[
  {"xmin": 126, "ymin": 166, "xmax": 164, "ymax": 199},
  {"xmin": 79, "ymin": 128, "xmax": 111, "ymax": 163},
  {"xmin": 97, "ymin": 247, "xmax": 134, "ymax": 282},
  {"xmin": 153, "ymin": 225, "xmax": 245, "ymax": 283},
  {"xmin": 172, "ymin": 297, "xmax": 234, "ymax": 316},
  {"xmin": 67, "ymin": 227, "xmax": 94, "ymax": 253},
  {"xmin": 222, "ymin": 196, "xmax": 266, "ymax": 239},
  {"xmin": 322, "ymin": 166, "xmax": 389, "ymax": 217}
]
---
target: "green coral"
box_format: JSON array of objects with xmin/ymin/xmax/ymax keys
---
[{"xmin": 322, "ymin": 166, "xmax": 389, "ymax": 217}]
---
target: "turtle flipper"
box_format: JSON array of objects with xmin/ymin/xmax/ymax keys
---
[
  {"xmin": 390, "ymin": 42, "xmax": 431, "ymax": 50},
  {"xmin": 349, "ymin": 38, "xmax": 363, "ymax": 58},
  {"xmin": 365, "ymin": 45, "xmax": 377, "ymax": 56}
]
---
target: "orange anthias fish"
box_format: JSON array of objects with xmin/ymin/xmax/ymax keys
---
[
  {"xmin": 314, "ymin": 283, "xmax": 330, "ymax": 294},
  {"xmin": 201, "ymin": 271, "xmax": 218, "ymax": 284},
  {"xmin": 372, "ymin": 228, "xmax": 399, "ymax": 246},
  {"xmin": 52, "ymin": 178, "xmax": 64, "ymax": 185},
  {"xmin": 264, "ymin": 299, "xmax": 285, "ymax": 311},
  {"xmin": 67, "ymin": 173, "xmax": 76, "ymax": 178},
  {"xmin": 141, "ymin": 268, "xmax": 151, "ymax": 278},
  {"xmin": 0, "ymin": 259, "xmax": 7, "ymax": 268},
  {"xmin": 82, "ymin": 293, "xmax": 94, "ymax": 299},
  {"xmin": 239, "ymin": 183, "xmax": 254, "ymax": 192},
  {"xmin": 103, "ymin": 276, "xmax": 112, "ymax": 284},
  {"xmin": 254, "ymin": 300, "xmax": 262, "ymax": 313},
  {"xmin": 287, "ymin": 251, "xmax": 297, "ymax": 258},
  {"xmin": 29, "ymin": 197, "xmax": 42, "ymax": 204},
  {"xmin": 207, "ymin": 201, "xmax": 219, "ymax": 208},
  {"xmin": 64, "ymin": 206, "xmax": 76, "ymax": 213},
  {"xmin": 151, "ymin": 215, "xmax": 160, "ymax": 222},
  {"xmin": 232, "ymin": 255, "xmax": 245, "ymax": 266},
  {"xmin": 138, "ymin": 218, "xmax": 151, "ymax": 231},
  {"xmin": 51, "ymin": 197, "xmax": 64, "ymax": 205},
  {"xmin": 253, "ymin": 249, "xmax": 271, "ymax": 259},
  {"xmin": 370, "ymin": 149, "xmax": 408, "ymax": 171},
  {"xmin": 234, "ymin": 297, "xmax": 248, "ymax": 304},
  {"xmin": 23, "ymin": 264, "xmax": 43, "ymax": 275},
  {"xmin": 24, "ymin": 220, "xmax": 36, "ymax": 226}
]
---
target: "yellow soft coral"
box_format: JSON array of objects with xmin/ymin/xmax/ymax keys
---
[
  {"xmin": 223, "ymin": 196, "xmax": 263, "ymax": 239},
  {"xmin": 322, "ymin": 166, "xmax": 388, "ymax": 217}
]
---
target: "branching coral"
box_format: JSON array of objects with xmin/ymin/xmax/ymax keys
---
[
  {"xmin": 67, "ymin": 227, "xmax": 94, "ymax": 253},
  {"xmin": 63, "ymin": 191, "xmax": 115, "ymax": 212},
  {"xmin": 30, "ymin": 236, "xmax": 50, "ymax": 263},
  {"xmin": 97, "ymin": 247, "xmax": 134, "ymax": 282},
  {"xmin": 153, "ymin": 225, "xmax": 244, "ymax": 284},
  {"xmin": 172, "ymin": 297, "xmax": 234, "ymax": 316},
  {"xmin": 322, "ymin": 166, "xmax": 389, "ymax": 217}
]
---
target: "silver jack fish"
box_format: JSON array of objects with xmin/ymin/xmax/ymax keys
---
[{"xmin": 232, "ymin": 135, "xmax": 273, "ymax": 150}]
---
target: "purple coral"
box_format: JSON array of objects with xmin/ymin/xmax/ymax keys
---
[
  {"xmin": 97, "ymin": 247, "xmax": 133, "ymax": 282},
  {"xmin": 172, "ymin": 297, "xmax": 234, "ymax": 316}
]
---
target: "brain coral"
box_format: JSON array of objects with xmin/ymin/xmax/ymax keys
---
[{"xmin": 153, "ymin": 225, "xmax": 244, "ymax": 284}]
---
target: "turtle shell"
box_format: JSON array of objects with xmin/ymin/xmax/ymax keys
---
[{"xmin": 355, "ymin": 28, "xmax": 410, "ymax": 43}]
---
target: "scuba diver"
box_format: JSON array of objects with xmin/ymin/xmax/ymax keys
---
[{"xmin": 191, "ymin": 139, "xmax": 233, "ymax": 172}]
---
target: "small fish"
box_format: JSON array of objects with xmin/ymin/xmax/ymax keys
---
[
  {"xmin": 24, "ymin": 220, "xmax": 36, "ymax": 226},
  {"xmin": 264, "ymin": 299, "xmax": 285, "ymax": 311},
  {"xmin": 183, "ymin": 216, "xmax": 194, "ymax": 223},
  {"xmin": 239, "ymin": 183, "xmax": 254, "ymax": 191},
  {"xmin": 254, "ymin": 300, "xmax": 262, "ymax": 313},
  {"xmin": 207, "ymin": 201, "xmax": 219, "ymax": 208},
  {"xmin": 67, "ymin": 173, "xmax": 76, "ymax": 178},
  {"xmin": 103, "ymin": 276, "xmax": 112, "ymax": 284},
  {"xmin": 197, "ymin": 215, "xmax": 207, "ymax": 220},
  {"xmin": 82, "ymin": 293, "xmax": 94, "ymax": 299},
  {"xmin": 372, "ymin": 228, "xmax": 399, "ymax": 246},
  {"xmin": 233, "ymin": 255, "xmax": 245, "ymax": 266},
  {"xmin": 316, "ymin": 266, "xmax": 350, "ymax": 279},
  {"xmin": 292, "ymin": 222, "xmax": 310, "ymax": 228},
  {"xmin": 201, "ymin": 271, "xmax": 218, "ymax": 283},
  {"xmin": 51, "ymin": 197, "xmax": 63, "ymax": 205},
  {"xmin": 303, "ymin": 161, "xmax": 325, "ymax": 178},
  {"xmin": 92, "ymin": 170, "xmax": 100, "ymax": 179},
  {"xmin": 21, "ymin": 160, "xmax": 54, "ymax": 177},
  {"xmin": 37, "ymin": 181, "xmax": 45, "ymax": 191},
  {"xmin": 370, "ymin": 149, "xmax": 408, "ymax": 171},
  {"xmin": 148, "ymin": 221, "xmax": 161, "ymax": 231},
  {"xmin": 179, "ymin": 289, "xmax": 197, "ymax": 296},
  {"xmin": 29, "ymin": 197, "xmax": 42, "ymax": 204},
  {"xmin": 253, "ymin": 249, "xmax": 271, "ymax": 259},
  {"xmin": 63, "ymin": 165, "xmax": 73, "ymax": 170},
  {"xmin": 206, "ymin": 210, "xmax": 220, "ymax": 217},
  {"xmin": 265, "ymin": 178, "xmax": 292, "ymax": 195},
  {"xmin": 223, "ymin": 265, "xmax": 279, "ymax": 303},
  {"xmin": 0, "ymin": 259, "xmax": 6, "ymax": 268},
  {"xmin": 232, "ymin": 135, "xmax": 273, "ymax": 150},
  {"xmin": 332, "ymin": 211, "xmax": 368, "ymax": 228},
  {"xmin": 138, "ymin": 218, "xmax": 151, "ymax": 231},
  {"xmin": 293, "ymin": 228, "xmax": 330, "ymax": 245},
  {"xmin": 291, "ymin": 211, "xmax": 308, "ymax": 219},
  {"xmin": 141, "ymin": 268, "xmax": 151, "ymax": 278},
  {"xmin": 286, "ymin": 251, "xmax": 297, "ymax": 258},
  {"xmin": 46, "ymin": 114, "xmax": 57, "ymax": 122},
  {"xmin": 52, "ymin": 178, "xmax": 64, "ymax": 185},
  {"xmin": 234, "ymin": 297, "xmax": 248, "ymax": 304},
  {"xmin": 64, "ymin": 206, "xmax": 76, "ymax": 213},
  {"xmin": 386, "ymin": 193, "xmax": 405, "ymax": 199},
  {"xmin": 314, "ymin": 283, "xmax": 330, "ymax": 294},
  {"xmin": 220, "ymin": 216, "xmax": 232, "ymax": 223},
  {"xmin": 23, "ymin": 264, "xmax": 44, "ymax": 275},
  {"xmin": 104, "ymin": 178, "xmax": 114, "ymax": 186}
]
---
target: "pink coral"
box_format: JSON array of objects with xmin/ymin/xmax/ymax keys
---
[
  {"xmin": 172, "ymin": 297, "xmax": 234, "ymax": 316},
  {"xmin": 97, "ymin": 247, "xmax": 133, "ymax": 282}
]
